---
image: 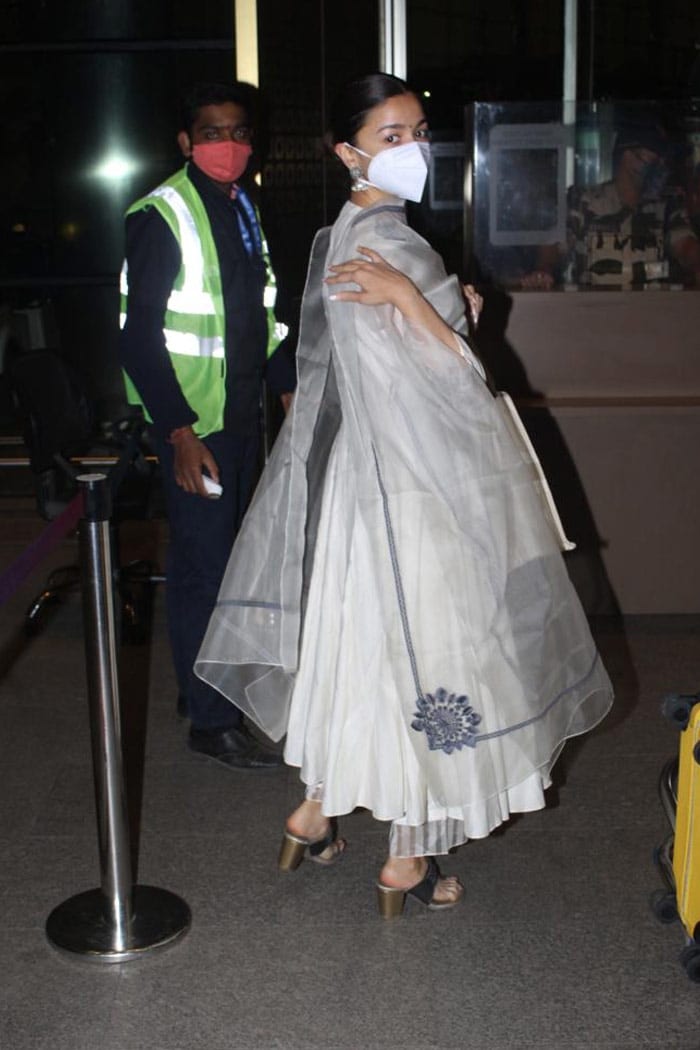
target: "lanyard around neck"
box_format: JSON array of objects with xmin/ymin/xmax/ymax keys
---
[{"xmin": 231, "ymin": 186, "xmax": 263, "ymax": 259}]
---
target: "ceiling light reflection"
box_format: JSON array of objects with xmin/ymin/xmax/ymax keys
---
[{"xmin": 93, "ymin": 152, "xmax": 138, "ymax": 182}]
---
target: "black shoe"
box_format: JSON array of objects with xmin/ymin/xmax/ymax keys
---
[{"xmin": 187, "ymin": 723, "xmax": 283, "ymax": 772}]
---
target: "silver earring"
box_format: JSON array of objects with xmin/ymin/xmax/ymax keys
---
[{"xmin": 350, "ymin": 165, "xmax": 369, "ymax": 192}]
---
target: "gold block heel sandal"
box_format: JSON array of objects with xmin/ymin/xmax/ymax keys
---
[
  {"xmin": 376, "ymin": 857, "xmax": 462, "ymax": 919},
  {"xmin": 278, "ymin": 820, "xmax": 344, "ymax": 872}
]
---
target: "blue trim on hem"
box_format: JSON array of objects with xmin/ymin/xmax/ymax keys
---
[
  {"xmin": 216, "ymin": 599, "xmax": 281, "ymax": 610},
  {"xmin": 471, "ymin": 651, "xmax": 603, "ymax": 744}
]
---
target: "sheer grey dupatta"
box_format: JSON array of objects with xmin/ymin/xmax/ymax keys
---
[{"xmin": 195, "ymin": 228, "xmax": 340, "ymax": 741}]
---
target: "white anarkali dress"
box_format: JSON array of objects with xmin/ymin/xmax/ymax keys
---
[{"xmin": 196, "ymin": 199, "xmax": 613, "ymax": 857}]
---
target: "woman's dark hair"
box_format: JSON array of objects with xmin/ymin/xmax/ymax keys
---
[
  {"xmin": 328, "ymin": 72, "xmax": 414, "ymax": 146},
  {"xmin": 180, "ymin": 81, "xmax": 257, "ymax": 135}
]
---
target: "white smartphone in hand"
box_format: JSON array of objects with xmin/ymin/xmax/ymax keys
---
[{"xmin": 201, "ymin": 474, "xmax": 223, "ymax": 499}]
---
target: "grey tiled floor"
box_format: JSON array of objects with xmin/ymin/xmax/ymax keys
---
[{"xmin": 1, "ymin": 505, "xmax": 699, "ymax": 1049}]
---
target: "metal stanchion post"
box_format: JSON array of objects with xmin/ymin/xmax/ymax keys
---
[{"xmin": 46, "ymin": 473, "xmax": 191, "ymax": 962}]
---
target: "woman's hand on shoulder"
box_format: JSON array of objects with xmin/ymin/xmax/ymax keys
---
[
  {"xmin": 326, "ymin": 245, "xmax": 462, "ymax": 357},
  {"xmin": 325, "ymin": 246, "xmax": 420, "ymax": 312}
]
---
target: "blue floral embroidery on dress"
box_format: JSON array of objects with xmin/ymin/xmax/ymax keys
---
[{"xmin": 411, "ymin": 688, "xmax": 481, "ymax": 753}]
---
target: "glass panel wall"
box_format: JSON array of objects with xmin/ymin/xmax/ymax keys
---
[
  {"xmin": 407, "ymin": 0, "xmax": 564, "ymax": 112},
  {"xmin": 470, "ymin": 100, "xmax": 700, "ymax": 290},
  {"xmin": 0, "ymin": 0, "xmax": 380, "ymax": 426},
  {"xmin": 403, "ymin": 1, "xmax": 565, "ymax": 279},
  {"xmin": 257, "ymin": 0, "xmax": 379, "ymax": 318},
  {"xmin": 0, "ymin": 1, "xmax": 236, "ymax": 420},
  {"xmin": 404, "ymin": 1, "xmax": 700, "ymax": 289}
]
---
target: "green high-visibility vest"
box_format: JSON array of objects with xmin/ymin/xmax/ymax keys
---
[{"xmin": 120, "ymin": 167, "xmax": 287, "ymax": 438}]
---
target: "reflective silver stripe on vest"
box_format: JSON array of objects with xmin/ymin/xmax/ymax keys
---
[
  {"xmin": 121, "ymin": 307, "xmax": 224, "ymax": 356},
  {"xmin": 120, "ymin": 197, "xmax": 217, "ymax": 317},
  {"xmin": 163, "ymin": 329, "xmax": 225, "ymax": 358},
  {"xmin": 166, "ymin": 287, "xmax": 218, "ymax": 314},
  {"xmin": 120, "ymin": 263, "xmax": 217, "ymax": 330},
  {"xmin": 149, "ymin": 186, "xmax": 217, "ymax": 316},
  {"xmin": 263, "ymin": 285, "xmax": 277, "ymax": 308}
]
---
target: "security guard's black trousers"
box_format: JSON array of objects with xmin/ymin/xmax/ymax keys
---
[{"xmin": 155, "ymin": 428, "xmax": 260, "ymax": 730}]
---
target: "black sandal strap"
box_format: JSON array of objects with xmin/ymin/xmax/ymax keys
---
[
  {"xmin": 308, "ymin": 825, "xmax": 336, "ymax": 857},
  {"xmin": 407, "ymin": 857, "xmax": 440, "ymax": 904}
]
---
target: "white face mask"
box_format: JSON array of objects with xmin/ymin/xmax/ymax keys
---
[{"xmin": 346, "ymin": 140, "xmax": 430, "ymax": 202}]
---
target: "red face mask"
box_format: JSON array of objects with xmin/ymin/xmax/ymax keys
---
[{"xmin": 191, "ymin": 140, "xmax": 252, "ymax": 183}]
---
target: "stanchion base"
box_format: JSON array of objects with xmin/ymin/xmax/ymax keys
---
[{"xmin": 46, "ymin": 885, "xmax": 191, "ymax": 963}]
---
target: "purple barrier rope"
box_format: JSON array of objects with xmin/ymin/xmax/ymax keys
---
[{"xmin": 0, "ymin": 493, "xmax": 84, "ymax": 607}]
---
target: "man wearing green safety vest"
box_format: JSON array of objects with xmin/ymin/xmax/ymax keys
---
[{"xmin": 119, "ymin": 82, "xmax": 294, "ymax": 770}]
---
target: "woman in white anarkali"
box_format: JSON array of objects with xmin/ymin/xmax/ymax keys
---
[{"xmin": 196, "ymin": 74, "xmax": 613, "ymax": 918}]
